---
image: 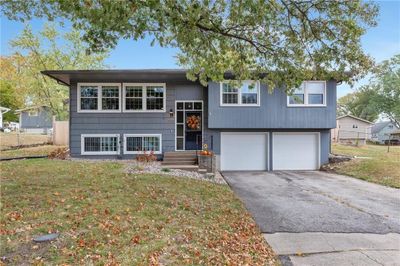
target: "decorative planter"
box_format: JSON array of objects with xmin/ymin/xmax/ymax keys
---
[{"xmin": 198, "ymin": 154, "xmax": 215, "ymax": 173}]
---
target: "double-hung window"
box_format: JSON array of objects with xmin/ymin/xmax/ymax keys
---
[
  {"xmin": 125, "ymin": 86, "xmax": 143, "ymax": 110},
  {"xmin": 78, "ymin": 83, "xmax": 121, "ymax": 112},
  {"xmin": 81, "ymin": 134, "xmax": 120, "ymax": 155},
  {"xmin": 123, "ymin": 83, "xmax": 166, "ymax": 112},
  {"xmin": 220, "ymin": 81, "xmax": 260, "ymax": 106},
  {"xmin": 288, "ymin": 81, "xmax": 326, "ymax": 107},
  {"xmin": 124, "ymin": 134, "xmax": 162, "ymax": 154}
]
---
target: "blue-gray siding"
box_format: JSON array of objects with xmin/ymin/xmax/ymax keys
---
[
  {"xmin": 20, "ymin": 107, "xmax": 52, "ymax": 129},
  {"xmin": 207, "ymin": 80, "xmax": 336, "ymax": 129},
  {"xmin": 68, "ymin": 76, "xmax": 334, "ymax": 167},
  {"xmin": 69, "ymin": 80, "xmax": 219, "ymax": 158}
]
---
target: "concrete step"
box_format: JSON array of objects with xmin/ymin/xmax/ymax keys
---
[
  {"xmin": 161, "ymin": 160, "xmax": 197, "ymax": 165},
  {"xmin": 161, "ymin": 165, "xmax": 199, "ymax": 171},
  {"xmin": 163, "ymin": 155, "xmax": 197, "ymax": 159},
  {"xmin": 164, "ymin": 151, "xmax": 198, "ymax": 156}
]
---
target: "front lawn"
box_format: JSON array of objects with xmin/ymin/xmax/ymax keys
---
[
  {"xmin": 331, "ymin": 144, "xmax": 400, "ymax": 188},
  {"xmin": 0, "ymin": 159, "xmax": 276, "ymax": 265}
]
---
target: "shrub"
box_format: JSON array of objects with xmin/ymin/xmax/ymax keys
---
[
  {"xmin": 136, "ymin": 150, "xmax": 157, "ymax": 163},
  {"xmin": 48, "ymin": 147, "xmax": 70, "ymax": 160}
]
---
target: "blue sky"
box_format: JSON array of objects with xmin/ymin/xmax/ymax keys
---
[{"xmin": 1, "ymin": 1, "xmax": 399, "ymax": 98}]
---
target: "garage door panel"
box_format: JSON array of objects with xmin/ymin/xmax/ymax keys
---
[
  {"xmin": 273, "ymin": 133, "xmax": 319, "ymax": 170},
  {"xmin": 221, "ymin": 133, "xmax": 268, "ymax": 171}
]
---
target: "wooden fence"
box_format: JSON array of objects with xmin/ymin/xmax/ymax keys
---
[{"xmin": 53, "ymin": 120, "xmax": 69, "ymax": 146}]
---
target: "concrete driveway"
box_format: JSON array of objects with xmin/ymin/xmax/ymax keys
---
[{"xmin": 223, "ymin": 171, "xmax": 400, "ymax": 266}]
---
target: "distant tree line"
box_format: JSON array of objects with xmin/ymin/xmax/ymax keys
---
[{"xmin": 337, "ymin": 54, "xmax": 400, "ymax": 127}]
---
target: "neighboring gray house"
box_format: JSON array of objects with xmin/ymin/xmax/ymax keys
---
[
  {"xmin": 43, "ymin": 69, "xmax": 337, "ymax": 171},
  {"xmin": 371, "ymin": 121, "xmax": 399, "ymax": 144},
  {"xmin": 16, "ymin": 106, "xmax": 53, "ymax": 134},
  {"xmin": 331, "ymin": 115, "xmax": 373, "ymax": 145}
]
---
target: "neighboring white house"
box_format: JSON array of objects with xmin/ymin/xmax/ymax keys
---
[
  {"xmin": 0, "ymin": 106, "xmax": 11, "ymax": 129},
  {"xmin": 331, "ymin": 115, "xmax": 373, "ymax": 145},
  {"xmin": 371, "ymin": 121, "xmax": 399, "ymax": 144}
]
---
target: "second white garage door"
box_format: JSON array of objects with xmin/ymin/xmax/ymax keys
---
[
  {"xmin": 221, "ymin": 132, "xmax": 268, "ymax": 171},
  {"xmin": 273, "ymin": 132, "xmax": 320, "ymax": 170}
]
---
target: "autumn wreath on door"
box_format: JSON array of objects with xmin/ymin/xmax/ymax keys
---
[{"xmin": 186, "ymin": 115, "xmax": 201, "ymax": 130}]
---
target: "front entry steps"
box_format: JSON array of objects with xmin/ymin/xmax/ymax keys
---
[{"xmin": 161, "ymin": 151, "xmax": 199, "ymax": 171}]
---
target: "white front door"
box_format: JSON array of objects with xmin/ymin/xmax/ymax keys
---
[
  {"xmin": 221, "ymin": 132, "xmax": 268, "ymax": 171},
  {"xmin": 272, "ymin": 132, "xmax": 320, "ymax": 170}
]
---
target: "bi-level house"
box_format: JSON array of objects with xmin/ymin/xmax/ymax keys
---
[{"xmin": 43, "ymin": 69, "xmax": 336, "ymax": 171}]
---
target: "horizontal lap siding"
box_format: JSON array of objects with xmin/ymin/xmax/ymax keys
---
[
  {"xmin": 20, "ymin": 107, "xmax": 52, "ymax": 129},
  {"xmin": 69, "ymin": 81, "xmax": 208, "ymax": 158}
]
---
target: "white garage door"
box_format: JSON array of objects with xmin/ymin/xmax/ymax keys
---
[
  {"xmin": 273, "ymin": 132, "xmax": 319, "ymax": 170},
  {"xmin": 221, "ymin": 132, "xmax": 268, "ymax": 171}
]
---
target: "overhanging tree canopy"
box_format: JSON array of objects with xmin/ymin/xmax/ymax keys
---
[
  {"xmin": 0, "ymin": 23, "xmax": 109, "ymax": 119},
  {"xmin": 1, "ymin": 0, "xmax": 379, "ymax": 89}
]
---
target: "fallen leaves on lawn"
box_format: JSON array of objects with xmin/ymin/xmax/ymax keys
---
[
  {"xmin": 7, "ymin": 211, "xmax": 23, "ymax": 221},
  {"xmin": 1, "ymin": 160, "xmax": 277, "ymax": 265}
]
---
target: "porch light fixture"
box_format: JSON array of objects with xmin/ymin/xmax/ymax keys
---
[{"xmin": 169, "ymin": 109, "xmax": 174, "ymax": 117}]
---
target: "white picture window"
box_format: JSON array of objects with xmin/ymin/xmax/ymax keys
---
[
  {"xmin": 78, "ymin": 83, "xmax": 121, "ymax": 112},
  {"xmin": 123, "ymin": 83, "xmax": 166, "ymax": 112},
  {"xmin": 81, "ymin": 134, "xmax": 120, "ymax": 155},
  {"xmin": 220, "ymin": 81, "xmax": 260, "ymax": 106},
  {"xmin": 124, "ymin": 134, "xmax": 162, "ymax": 154},
  {"xmin": 288, "ymin": 81, "xmax": 326, "ymax": 107}
]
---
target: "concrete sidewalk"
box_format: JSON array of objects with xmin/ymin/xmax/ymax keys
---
[{"xmin": 265, "ymin": 233, "xmax": 400, "ymax": 266}]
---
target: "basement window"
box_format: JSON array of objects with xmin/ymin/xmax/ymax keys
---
[
  {"xmin": 81, "ymin": 134, "xmax": 120, "ymax": 155},
  {"xmin": 124, "ymin": 134, "xmax": 162, "ymax": 154}
]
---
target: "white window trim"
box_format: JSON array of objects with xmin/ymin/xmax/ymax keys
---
[
  {"xmin": 123, "ymin": 83, "xmax": 166, "ymax": 113},
  {"xmin": 77, "ymin": 83, "xmax": 122, "ymax": 113},
  {"xmin": 123, "ymin": 134, "xmax": 162, "ymax": 154},
  {"xmin": 220, "ymin": 80, "xmax": 261, "ymax": 107},
  {"xmin": 287, "ymin": 81, "xmax": 327, "ymax": 107},
  {"xmin": 81, "ymin": 134, "xmax": 120, "ymax": 155}
]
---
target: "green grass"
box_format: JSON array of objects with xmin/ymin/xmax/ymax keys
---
[
  {"xmin": 0, "ymin": 145, "xmax": 62, "ymax": 158},
  {"xmin": 331, "ymin": 144, "xmax": 400, "ymax": 188},
  {"xmin": 0, "ymin": 159, "xmax": 276, "ymax": 265}
]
